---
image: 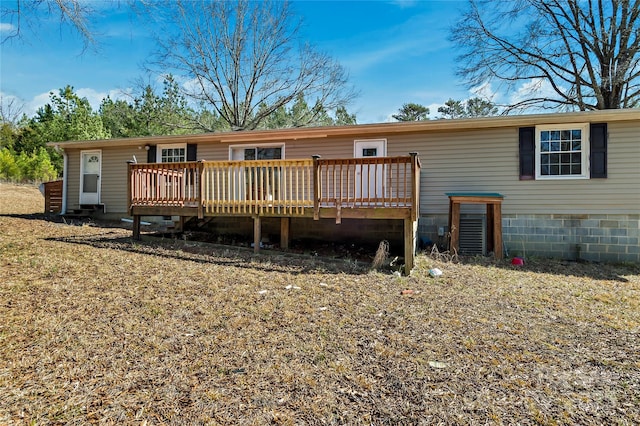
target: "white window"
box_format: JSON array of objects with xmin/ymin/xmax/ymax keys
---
[
  {"xmin": 536, "ymin": 123, "xmax": 589, "ymax": 179},
  {"xmin": 157, "ymin": 143, "xmax": 186, "ymax": 163},
  {"xmin": 230, "ymin": 143, "xmax": 284, "ymax": 160}
]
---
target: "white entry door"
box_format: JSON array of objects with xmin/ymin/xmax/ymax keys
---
[
  {"xmin": 80, "ymin": 150, "xmax": 101, "ymax": 205},
  {"xmin": 354, "ymin": 139, "xmax": 386, "ymax": 201}
]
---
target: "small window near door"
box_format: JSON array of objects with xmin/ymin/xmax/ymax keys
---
[
  {"xmin": 157, "ymin": 144, "xmax": 186, "ymax": 163},
  {"xmin": 362, "ymin": 148, "xmax": 378, "ymax": 157}
]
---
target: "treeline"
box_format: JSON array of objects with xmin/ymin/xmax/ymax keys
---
[{"xmin": 0, "ymin": 77, "xmax": 357, "ymax": 183}]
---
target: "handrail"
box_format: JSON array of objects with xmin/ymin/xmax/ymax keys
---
[{"xmin": 129, "ymin": 161, "xmax": 202, "ymax": 209}]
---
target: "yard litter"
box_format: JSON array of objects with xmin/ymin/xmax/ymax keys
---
[
  {"xmin": 285, "ymin": 285, "xmax": 301, "ymax": 290},
  {"xmin": 428, "ymin": 361, "xmax": 449, "ymax": 369},
  {"xmin": 511, "ymin": 257, "xmax": 525, "ymax": 266},
  {"xmin": 258, "ymin": 290, "xmax": 268, "ymax": 295},
  {"xmin": 429, "ymin": 268, "xmax": 443, "ymax": 277}
]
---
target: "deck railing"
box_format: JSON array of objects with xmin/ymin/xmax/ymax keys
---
[
  {"xmin": 129, "ymin": 162, "xmax": 201, "ymax": 208},
  {"xmin": 128, "ymin": 154, "xmax": 420, "ymax": 218},
  {"xmin": 202, "ymin": 159, "xmax": 314, "ymax": 215}
]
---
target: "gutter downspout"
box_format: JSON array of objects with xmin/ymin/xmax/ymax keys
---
[{"xmin": 61, "ymin": 149, "xmax": 68, "ymax": 214}]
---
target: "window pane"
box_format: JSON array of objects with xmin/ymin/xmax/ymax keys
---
[
  {"xmin": 572, "ymin": 129, "xmax": 582, "ymax": 140},
  {"xmin": 541, "ymin": 141, "xmax": 550, "ymax": 152},
  {"xmin": 362, "ymin": 148, "xmax": 377, "ymax": 157},
  {"xmin": 541, "ymin": 164, "xmax": 549, "ymax": 175},
  {"xmin": 257, "ymin": 147, "xmax": 282, "ymax": 160},
  {"xmin": 561, "ymin": 153, "xmax": 570, "ymax": 163},
  {"xmin": 561, "ymin": 130, "xmax": 571, "ymax": 141},
  {"xmin": 244, "ymin": 149, "xmax": 256, "ymax": 160},
  {"xmin": 572, "ymin": 141, "xmax": 581, "ymax": 151},
  {"xmin": 561, "ymin": 141, "xmax": 570, "ymax": 151},
  {"xmin": 551, "ymin": 141, "xmax": 560, "ymax": 151},
  {"xmin": 550, "ymin": 131, "xmax": 560, "ymax": 141},
  {"xmin": 550, "ymin": 165, "xmax": 559, "ymax": 175},
  {"xmin": 571, "ymin": 152, "xmax": 581, "ymax": 164},
  {"xmin": 541, "ymin": 131, "xmax": 549, "ymax": 142},
  {"xmin": 541, "ymin": 154, "xmax": 550, "ymax": 165},
  {"xmin": 561, "ymin": 165, "xmax": 571, "ymax": 175},
  {"xmin": 571, "ymin": 164, "xmax": 581, "ymax": 174},
  {"xmin": 550, "ymin": 153, "xmax": 559, "ymax": 164}
]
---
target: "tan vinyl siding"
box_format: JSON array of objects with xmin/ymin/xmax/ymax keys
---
[
  {"xmin": 194, "ymin": 144, "xmax": 229, "ymax": 161},
  {"xmin": 62, "ymin": 118, "xmax": 639, "ymax": 216},
  {"xmin": 412, "ymin": 122, "xmax": 640, "ymax": 215},
  {"xmin": 66, "ymin": 150, "xmax": 81, "ymax": 211},
  {"xmin": 100, "ymin": 146, "xmax": 140, "ymax": 213}
]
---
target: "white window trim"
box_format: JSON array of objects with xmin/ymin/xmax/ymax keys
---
[
  {"xmin": 229, "ymin": 143, "xmax": 285, "ymax": 160},
  {"xmin": 156, "ymin": 143, "xmax": 187, "ymax": 163},
  {"xmin": 535, "ymin": 123, "xmax": 589, "ymax": 180},
  {"xmin": 79, "ymin": 149, "xmax": 102, "ymax": 205}
]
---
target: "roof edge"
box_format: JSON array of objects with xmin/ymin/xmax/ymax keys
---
[{"xmin": 48, "ymin": 109, "xmax": 640, "ymax": 149}]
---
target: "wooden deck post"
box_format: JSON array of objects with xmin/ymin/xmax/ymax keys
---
[
  {"xmin": 404, "ymin": 218, "xmax": 416, "ymax": 274},
  {"xmin": 132, "ymin": 215, "xmax": 141, "ymax": 240},
  {"xmin": 280, "ymin": 217, "xmax": 290, "ymax": 250},
  {"xmin": 253, "ymin": 215, "xmax": 261, "ymax": 253},
  {"xmin": 312, "ymin": 155, "xmax": 321, "ymax": 220}
]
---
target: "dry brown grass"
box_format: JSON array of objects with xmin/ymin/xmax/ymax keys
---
[{"xmin": 1, "ymin": 182, "xmax": 639, "ymax": 425}]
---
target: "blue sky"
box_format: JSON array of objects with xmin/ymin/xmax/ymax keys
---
[{"xmin": 1, "ymin": 0, "xmax": 484, "ymax": 124}]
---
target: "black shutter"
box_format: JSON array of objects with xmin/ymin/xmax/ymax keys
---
[
  {"xmin": 187, "ymin": 144, "xmax": 197, "ymax": 161},
  {"xmin": 519, "ymin": 127, "xmax": 535, "ymax": 180},
  {"xmin": 147, "ymin": 145, "xmax": 157, "ymax": 163},
  {"xmin": 590, "ymin": 123, "xmax": 607, "ymax": 178}
]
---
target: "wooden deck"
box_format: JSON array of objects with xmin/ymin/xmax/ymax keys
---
[{"xmin": 128, "ymin": 154, "xmax": 420, "ymax": 272}]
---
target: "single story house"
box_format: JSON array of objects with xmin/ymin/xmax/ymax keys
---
[{"xmin": 49, "ymin": 109, "xmax": 640, "ymax": 269}]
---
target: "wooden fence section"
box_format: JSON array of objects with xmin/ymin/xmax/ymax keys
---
[
  {"xmin": 128, "ymin": 154, "xmax": 420, "ymax": 219},
  {"xmin": 43, "ymin": 180, "xmax": 63, "ymax": 214}
]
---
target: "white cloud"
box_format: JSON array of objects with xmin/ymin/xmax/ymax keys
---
[
  {"xmin": 11, "ymin": 87, "xmax": 132, "ymax": 117},
  {"xmin": 0, "ymin": 23, "xmax": 16, "ymax": 33},
  {"xmin": 509, "ymin": 78, "xmax": 560, "ymax": 107},
  {"xmin": 470, "ymin": 82, "xmax": 498, "ymax": 102}
]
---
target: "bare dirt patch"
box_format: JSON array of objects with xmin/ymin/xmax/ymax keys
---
[{"xmin": 1, "ymin": 183, "xmax": 639, "ymax": 424}]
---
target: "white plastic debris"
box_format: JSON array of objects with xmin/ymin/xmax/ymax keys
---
[
  {"xmin": 429, "ymin": 268, "xmax": 443, "ymax": 278},
  {"xmin": 258, "ymin": 290, "xmax": 268, "ymax": 295},
  {"xmin": 285, "ymin": 285, "xmax": 301, "ymax": 290},
  {"xmin": 428, "ymin": 361, "xmax": 448, "ymax": 369}
]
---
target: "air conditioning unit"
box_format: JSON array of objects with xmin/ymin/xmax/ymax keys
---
[{"xmin": 458, "ymin": 214, "xmax": 486, "ymax": 255}]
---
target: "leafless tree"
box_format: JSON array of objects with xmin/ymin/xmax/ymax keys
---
[
  {"xmin": 144, "ymin": 0, "xmax": 356, "ymax": 130},
  {"xmin": 0, "ymin": 95, "xmax": 25, "ymax": 126},
  {"xmin": 451, "ymin": 0, "xmax": 640, "ymax": 111},
  {"xmin": 1, "ymin": 0, "xmax": 99, "ymax": 49}
]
